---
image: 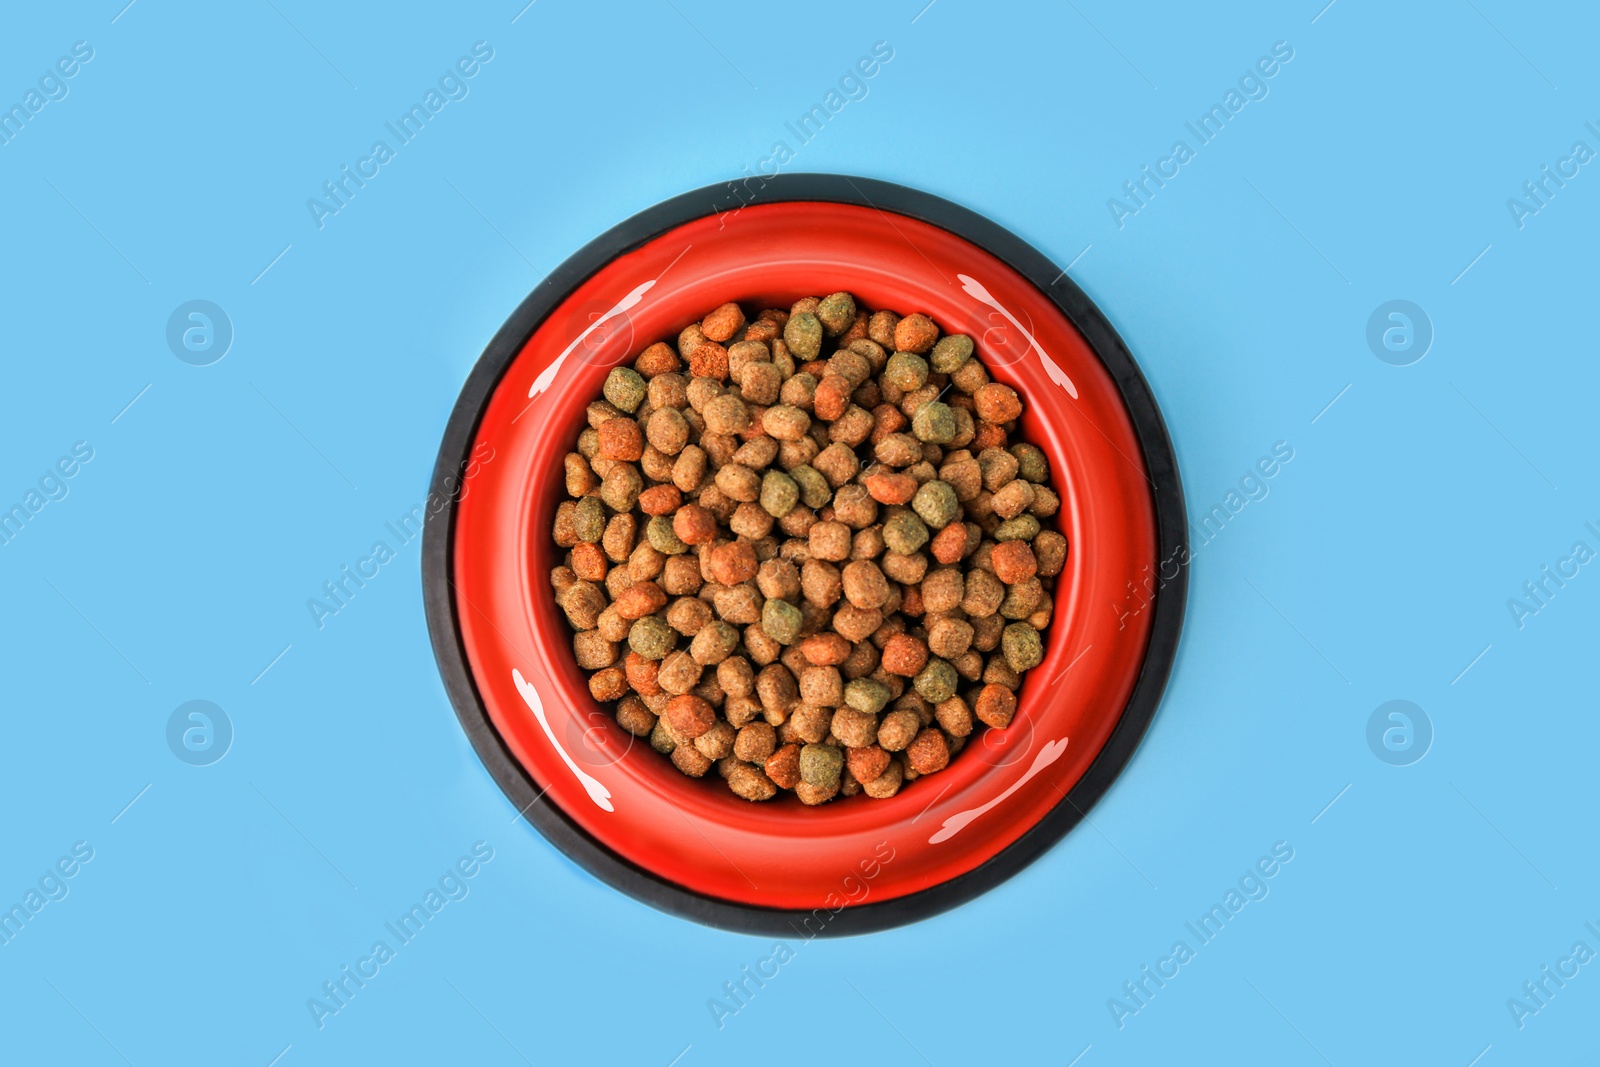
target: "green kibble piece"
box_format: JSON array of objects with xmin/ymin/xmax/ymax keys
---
[
  {"xmin": 573, "ymin": 497, "xmax": 606, "ymax": 542},
  {"xmin": 911, "ymin": 479, "xmax": 960, "ymax": 528},
  {"xmin": 649, "ymin": 717, "xmax": 676, "ymax": 754},
  {"xmin": 760, "ymin": 470, "xmax": 800, "ymax": 517},
  {"xmin": 761, "ymin": 598, "xmax": 803, "ymax": 645},
  {"xmin": 646, "ymin": 515, "xmax": 688, "ymax": 554},
  {"xmin": 994, "ymin": 514, "xmax": 1042, "ymax": 542},
  {"xmin": 798, "ymin": 743, "xmax": 843, "ymax": 789},
  {"xmin": 844, "ymin": 678, "xmax": 891, "ymax": 715},
  {"xmin": 1010, "ymin": 443, "xmax": 1049, "ymax": 484},
  {"xmin": 913, "ymin": 658, "xmax": 959, "ymax": 704},
  {"xmin": 790, "ymin": 464, "xmax": 832, "ymax": 509},
  {"xmin": 1001, "ymin": 623, "xmax": 1045, "ymax": 671},
  {"xmin": 816, "ymin": 292, "xmax": 857, "ymax": 336},
  {"xmin": 884, "ymin": 352, "xmax": 929, "ymax": 391},
  {"xmin": 784, "ymin": 312, "xmax": 823, "ymax": 360},
  {"xmin": 602, "ymin": 367, "xmax": 648, "ymax": 414},
  {"xmin": 930, "ymin": 334, "xmax": 974, "ymax": 374},
  {"xmin": 628, "ymin": 615, "xmax": 676, "ymax": 660},
  {"xmin": 911, "ymin": 401, "xmax": 958, "ymax": 445},
  {"xmin": 882, "ymin": 511, "xmax": 929, "ymax": 555}
]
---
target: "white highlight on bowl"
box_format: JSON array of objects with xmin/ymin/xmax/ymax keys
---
[
  {"xmin": 527, "ymin": 279, "xmax": 657, "ymax": 400},
  {"xmin": 928, "ymin": 736, "xmax": 1069, "ymax": 844},
  {"xmin": 513, "ymin": 668, "xmax": 614, "ymax": 811},
  {"xmin": 956, "ymin": 273, "xmax": 1079, "ymax": 399}
]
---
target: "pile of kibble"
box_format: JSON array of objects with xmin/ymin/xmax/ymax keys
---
[{"xmin": 549, "ymin": 293, "xmax": 1065, "ymax": 805}]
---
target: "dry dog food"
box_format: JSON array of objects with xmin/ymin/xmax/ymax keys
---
[{"xmin": 549, "ymin": 294, "xmax": 1065, "ymax": 805}]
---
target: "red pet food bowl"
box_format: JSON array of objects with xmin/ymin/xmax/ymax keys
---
[{"xmin": 424, "ymin": 175, "xmax": 1186, "ymax": 935}]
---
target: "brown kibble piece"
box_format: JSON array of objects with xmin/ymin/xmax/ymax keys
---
[
  {"xmin": 616, "ymin": 694, "xmax": 656, "ymax": 736},
  {"xmin": 877, "ymin": 708, "xmax": 920, "ymax": 751},
  {"xmin": 734, "ymin": 722, "xmax": 777, "ymax": 763},
  {"xmin": 572, "ymin": 630, "xmax": 617, "ymax": 670},
  {"xmin": 831, "ymin": 604, "xmax": 882, "ymax": 643},
  {"xmin": 808, "ymin": 520, "xmax": 852, "ymax": 562},
  {"xmin": 841, "ymin": 560, "xmax": 890, "ymax": 609},
  {"xmin": 962, "ymin": 568, "xmax": 1005, "ymax": 617},
  {"xmin": 703, "ymin": 393, "xmax": 752, "ymax": 435},
  {"xmin": 657, "ymin": 650, "xmax": 703, "ymax": 695},
  {"xmin": 1034, "ymin": 531, "xmax": 1068, "ymax": 577},
  {"xmin": 927, "ymin": 615, "xmax": 975, "ymax": 660},
  {"xmin": 671, "ymin": 743, "xmax": 714, "ymax": 777},
  {"xmin": 935, "ymin": 696, "xmax": 974, "ymax": 737},
  {"xmin": 862, "ymin": 759, "xmax": 904, "ymax": 799},
  {"xmin": 588, "ymin": 667, "xmax": 628, "ymax": 702},
  {"xmin": 990, "ymin": 479, "xmax": 1035, "ymax": 520},
  {"xmin": 727, "ymin": 762, "xmax": 778, "ymax": 801},
  {"xmin": 795, "ymin": 780, "xmax": 838, "ymax": 806},
  {"xmin": 559, "ymin": 583, "xmax": 608, "ymax": 633},
  {"xmin": 660, "ymin": 554, "xmax": 703, "ymax": 595},
  {"xmin": 694, "ymin": 719, "xmax": 736, "ymax": 760}
]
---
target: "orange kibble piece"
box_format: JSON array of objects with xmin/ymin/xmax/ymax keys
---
[
  {"xmin": 864, "ymin": 472, "xmax": 918, "ymax": 505},
  {"xmin": 764, "ymin": 743, "xmax": 802, "ymax": 789},
  {"xmin": 990, "ymin": 540, "xmax": 1038, "ymax": 584},
  {"xmin": 930, "ymin": 522, "xmax": 969, "ymax": 564},
  {"xmin": 637, "ymin": 485, "xmax": 682, "ymax": 516},
  {"xmin": 972, "ymin": 422, "xmax": 1008, "ymax": 450},
  {"xmin": 570, "ymin": 542, "xmax": 608, "ymax": 582},
  {"xmin": 597, "ymin": 418, "xmax": 644, "ymax": 461},
  {"xmin": 623, "ymin": 652, "xmax": 662, "ymax": 696},
  {"xmin": 701, "ymin": 302, "xmax": 745, "ymax": 343},
  {"xmin": 880, "ymin": 633, "xmax": 930, "ymax": 677},
  {"xmin": 635, "ymin": 342, "xmax": 681, "ymax": 376},
  {"xmin": 707, "ymin": 540, "xmax": 759, "ymax": 585},
  {"xmin": 663, "ymin": 694, "xmax": 716, "ymax": 739},
  {"xmin": 673, "ymin": 504, "xmax": 718, "ymax": 545},
  {"xmin": 689, "ymin": 340, "xmax": 729, "ymax": 380},
  {"xmin": 800, "ymin": 632, "xmax": 852, "ymax": 666},
  {"xmin": 846, "ymin": 745, "xmax": 891, "ymax": 784},
  {"xmin": 612, "ymin": 580, "xmax": 667, "ymax": 620},
  {"xmin": 974, "ymin": 383, "xmax": 1023, "ymax": 423},
  {"xmin": 974, "ymin": 683, "xmax": 1018, "ymax": 729}
]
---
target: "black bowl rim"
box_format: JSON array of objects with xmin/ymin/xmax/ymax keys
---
[{"xmin": 422, "ymin": 173, "xmax": 1188, "ymax": 937}]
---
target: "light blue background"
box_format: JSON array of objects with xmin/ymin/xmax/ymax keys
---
[{"xmin": 2, "ymin": 1, "xmax": 1595, "ymax": 1063}]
